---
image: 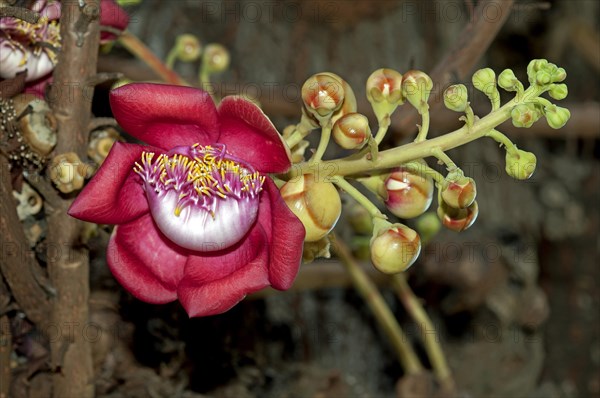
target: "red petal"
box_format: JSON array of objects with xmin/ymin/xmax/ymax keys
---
[
  {"xmin": 217, "ymin": 96, "xmax": 292, "ymax": 173},
  {"xmin": 107, "ymin": 216, "xmax": 185, "ymax": 304},
  {"xmin": 100, "ymin": 0, "xmax": 129, "ymax": 42},
  {"xmin": 178, "ymin": 226, "xmax": 270, "ymax": 317},
  {"xmin": 110, "ymin": 214, "xmax": 187, "ymax": 292},
  {"xmin": 68, "ymin": 142, "xmax": 153, "ymax": 224},
  {"xmin": 258, "ymin": 178, "xmax": 305, "ymax": 289},
  {"xmin": 109, "ymin": 83, "xmax": 219, "ymax": 150}
]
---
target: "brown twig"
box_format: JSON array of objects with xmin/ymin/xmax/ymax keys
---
[
  {"xmin": 0, "ymin": 314, "xmax": 11, "ymax": 398},
  {"xmin": 392, "ymin": 0, "xmax": 515, "ymax": 138},
  {"xmin": 0, "ymin": 157, "xmax": 50, "ymax": 327},
  {"xmin": 46, "ymin": 1, "xmax": 99, "ymax": 396},
  {"xmin": 0, "ymin": 6, "xmax": 40, "ymax": 24}
]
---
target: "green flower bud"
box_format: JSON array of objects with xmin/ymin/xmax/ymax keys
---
[
  {"xmin": 511, "ymin": 103, "xmax": 542, "ymax": 128},
  {"xmin": 472, "ymin": 67, "xmax": 497, "ymax": 94},
  {"xmin": 535, "ymin": 70, "xmax": 552, "ymax": 86},
  {"xmin": 366, "ymin": 68, "xmax": 403, "ymax": 121},
  {"xmin": 505, "ymin": 149, "xmax": 537, "ymax": 180},
  {"xmin": 498, "ymin": 69, "xmax": 520, "ymax": 92},
  {"xmin": 174, "ymin": 34, "xmax": 202, "ymax": 62},
  {"xmin": 527, "ymin": 59, "xmax": 549, "ymax": 84},
  {"xmin": 552, "ymin": 67, "xmax": 567, "ymax": 83},
  {"xmin": 544, "ymin": 104, "xmax": 571, "ymax": 129},
  {"xmin": 443, "ymin": 84, "xmax": 469, "ymax": 112},
  {"xmin": 202, "ymin": 44, "xmax": 230, "ymax": 73},
  {"xmin": 548, "ymin": 83, "xmax": 568, "ymax": 100},
  {"xmin": 332, "ymin": 113, "xmax": 371, "ymax": 149},
  {"xmin": 370, "ymin": 222, "xmax": 421, "ymax": 273},
  {"xmin": 401, "ymin": 70, "xmax": 433, "ymax": 114},
  {"xmin": 437, "ymin": 200, "xmax": 478, "ymax": 232},
  {"xmin": 280, "ymin": 174, "xmax": 342, "ymax": 242},
  {"xmin": 415, "ymin": 212, "xmax": 441, "ymax": 244},
  {"xmin": 441, "ymin": 170, "xmax": 476, "ymax": 209},
  {"xmin": 348, "ymin": 203, "xmax": 374, "ymax": 235}
]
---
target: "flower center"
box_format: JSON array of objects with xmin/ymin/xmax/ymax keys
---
[{"xmin": 134, "ymin": 144, "xmax": 264, "ymax": 252}]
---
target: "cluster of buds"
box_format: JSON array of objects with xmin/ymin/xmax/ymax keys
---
[{"xmin": 282, "ymin": 59, "xmax": 569, "ymax": 276}]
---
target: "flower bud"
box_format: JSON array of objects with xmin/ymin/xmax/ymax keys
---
[
  {"xmin": 366, "ymin": 68, "xmax": 403, "ymax": 104},
  {"xmin": 12, "ymin": 94, "xmax": 57, "ymax": 156},
  {"xmin": 505, "ymin": 149, "xmax": 537, "ymax": 180},
  {"xmin": 437, "ymin": 200, "xmax": 478, "ymax": 232},
  {"xmin": 332, "ymin": 113, "xmax": 371, "ymax": 149},
  {"xmin": 319, "ymin": 72, "xmax": 357, "ymax": 125},
  {"xmin": 552, "ymin": 67, "xmax": 566, "ymax": 83},
  {"xmin": 174, "ymin": 34, "xmax": 202, "ymax": 62},
  {"xmin": 511, "ymin": 103, "xmax": 542, "ymax": 128},
  {"xmin": 280, "ymin": 174, "xmax": 342, "ymax": 242},
  {"xmin": 544, "ymin": 104, "xmax": 570, "ymax": 129},
  {"xmin": 348, "ymin": 203, "xmax": 374, "ymax": 235},
  {"xmin": 443, "ymin": 84, "xmax": 469, "ymax": 112},
  {"xmin": 535, "ymin": 70, "xmax": 552, "ymax": 86},
  {"xmin": 302, "ymin": 73, "xmax": 345, "ymax": 122},
  {"xmin": 527, "ymin": 59, "xmax": 549, "ymax": 84},
  {"xmin": 401, "ymin": 70, "xmax": 433, "ymax": 114},
  {"xmin": 202, "ymin": 43, "xmax": 230, "ymax": 73},
  {"xmin": 370, "ymin": 222, "xmax": 421, "ymax": 273},
  {"xmin": 441, "ymin": 170, "xmax": 476, "ymax": 209},
  {"xmin": 498, "ymin": 69, "xmax": 520, "ymax": 91},
  {"xmin": 548, "ymin": 83, "xmax": 568, "ymax": 100},
  {"xmin": 472, "ymin": 68, "xmax": 496, "ymax": 93},
  {"xmin": 49, "ymin": 152, "xmax": 89, "ymax": 194},
  {"xmin": 88, "ymin": 127, "xmax": 123, "ymax": 165},
  {"xmin": 384, "ymin": 162, "xmax": 434, "ymax": 219},
  {"xmin": 415, "ymin": 212, "xmax": 441, "ymax": 244}
]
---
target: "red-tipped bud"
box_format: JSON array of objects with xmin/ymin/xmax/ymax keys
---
[
  {"xmin": 441, "ymin": 171, "xmax": 476, "ymax": 209},
  {"xmin": 370, "ymin": 222, "xmax": 421, "ymax": 273},
  {"xmin": 280, "ymin": 174, "xmax": 342, "ymax": 242},
  {"xmin": 332, "ymin": 113, "xmax": 371, "ymax": 149},
  {"xmin": 401, "ymin": 70, "xmax": 433, "ymax": 114},
  {"xmin": 384, "ymin": 162, "xmax": 434, "ymax": 219},
  {"xmin": 437, "ymin": 200, "xmax": 478, "ymax": 232},
  {"xmin": 366, "ymin": 68, "xmax": 403, "ymax": 120},
  {"xmin": 302, "ymin": 73, "xmax": 345, "ymax": 122}
]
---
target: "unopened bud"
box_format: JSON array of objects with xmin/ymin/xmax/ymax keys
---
[
  {"xmin": 202, "ymin": 43, "xmax": 230, "ymax": 73},
  {"xmin": 49, "ymin": 152, "xmax": 89, "ymax": 194},
  {"xmin": 511, "ymin": 103, "xmax": 542, "ymax": 128},
  {"xmin": 498, "ymin": 69, "xmax": 520, "ymax": 92},
  {"xmin": 332, "ymin": 113, "xmax": 371, "ymax": 149},
  {"xmin": 548, "ymin": 83, "xmax": 568, "ymax": 100},
  {"xmin": 174, "ymin": 34, "xmax": 202, "ymax": 62},
  {"xmin": 441, "ymin": 170, "xmax": 476, "ymax": 209},
  {"xmin": 443, "ymin": 84, "xmax": 469, "ymax": 112},
  {"xmin": 527, "ymin": 59, "xmax": 549, "ymax": 84},
  {"xmin": 366, "ymin": 68, "xmax": 403, "ymax": 121},
  {"xmin": 472, "ymin": 68, "xmax": 496, "ymax": 93},
  {"xmin": 385, "ymin": 162, "xmax": 434, "ymax": 219},
  {"xmin": 552, "ymin": 67, "xmax": 566, "ymax": 83},
  {"xmin": 370, "ymin": 222, "xmax": 421, "ymax": 273},
  {"xmin": 280, "ymin": 174, "xmax": 342, "ymax": 242},
  {"xmin": 302, "ymin": 73, "xmax": 345, "ymax": 122},
  {"xmin": 544, "ymin": 104, "xmax": 570, "ymax": 129},
  {"xmin": 401, "ymin": 70, "xmax": 433, "ymax": 114},
  {"xmin": 437, "ymin": 200, "xmax": 478, "ymax": 232},
  {"xmin": 505, "ymin": 149, "xmax": 537, "ymax": 180}
]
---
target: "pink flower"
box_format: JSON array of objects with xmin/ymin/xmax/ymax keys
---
[
  {"xmin": 69, "ymin": 83, "xmax": 306, "ymax": 317},
  {"xmin": 0, "ymin": 0, "xmax": 129, "ymax": 86}
]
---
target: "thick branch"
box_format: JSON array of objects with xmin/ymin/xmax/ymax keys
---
[
  {"xmin": 47, "ymin": 1, "xmax": 99, "ymax": 397},
  {"xmin": 0, "ymin": 157, "xmax": 50, "ymax": 326}
]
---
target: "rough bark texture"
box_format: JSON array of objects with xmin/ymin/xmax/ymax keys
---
[
  {"xmin": 46, "ymin": 1, "xmax": 100, "ymax": 397},
  {"xmin": 0, "ymin": 157, "xmax": 50, "ymax": 327}
]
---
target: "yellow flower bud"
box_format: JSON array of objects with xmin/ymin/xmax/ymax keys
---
[
  {"xmin": 441, "ymin": 170, "xmax": 476, "ymax": 209},
  {"xmin": 443, "ymin": 84, "xmax": 469, "ymax": 112},
  {"xmin": 280, "ymin": 174, "xmax": 342, "ymax": 242},
  {"xmin": 370, "ymin": 222, "xmax": 421, "ymax": 273},
  {"xmin": 202, "ymin": 43, "xmax": 230, "ymax": 73},
  {"xmin": 401, "ymin": 70, "xmax": 433, "ymax": 114},
  {"xmin": 332, "ymin": 113, "xmax": 371, "ymax": 149},
  {"xmin": 384, "ymin": 162, "xmax": 434, "ymax": 219},
  {"xmin": 49, "ymin": 152, "xmax": 89, "ymax": 194},
  {"xmin": 505, "ymin": 149, "xmax": 537, "ymax": 180},
  {"xmin": 301, "ymin": 73, "xmax": 345, "ymax": 122},
  {"xmin": 437, "ymin": 200, "xmax": 478, "ymax": 232},
  {"xmin": 321, "ymin": 72, "xmax": 357, "ymax": 125},
  {"xmin": 366, "ymin": 69, "xmax": 404, "ymax": 121}
]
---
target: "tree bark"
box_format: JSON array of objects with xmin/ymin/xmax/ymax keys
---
[{"xmin": 47, "ymin": 1, "xmax": 100, "ymax": 396}]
